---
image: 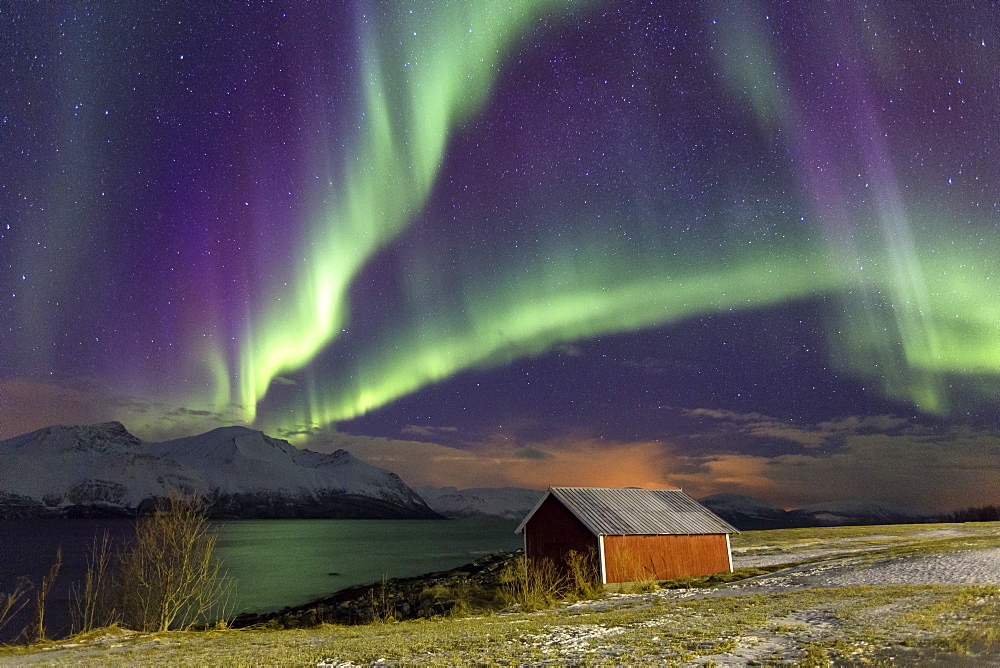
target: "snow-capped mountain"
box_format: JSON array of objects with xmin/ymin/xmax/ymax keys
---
[
  {"xmin": 416, "ymin": 486, "xmax": 544, "ymax": 519},
  {"xmin": 0, "ymin": 422, "xmax": 439, "ymax": 519},
  {"xmin": 697, "ymin": 493, "xmax": 791, "ymax": 530},
  {"xmin": 697, "ymin": 493, "xmax": 934, "ymax": 529},
  {"xmin": 789, "ymin": 500, "xmax": 933, "ymax": 527}
]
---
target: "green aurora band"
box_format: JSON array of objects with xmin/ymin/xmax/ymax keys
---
[
  {"xmin": 200, "ymin": 0, "xmax": 594, "ymax": 420},
  {"xmin": 709, "ymin": 1, "xmax": 1000, "ymax": 415},
  {"xmin": 197, "ymin": 0, "xmax": 998, "ymax": 435}
]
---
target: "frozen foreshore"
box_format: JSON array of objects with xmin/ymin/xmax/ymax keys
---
[{"xmin": 4, "ymin": 522, "xmax": 1000, "ymax": 666}]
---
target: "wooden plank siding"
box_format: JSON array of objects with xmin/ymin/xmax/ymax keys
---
[
  {"xmin": 524, "ymin": 495, "xmax": 598, "ymax": 567},
  {"xmin": 603, "ymin": 533, "xmax": 732, "ymax": 583}
]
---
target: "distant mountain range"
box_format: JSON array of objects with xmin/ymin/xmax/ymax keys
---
[
  {"xmin": 698, "ymin": 493, "xmax": 935, "ymax": 529},
  {"xmin": 417, "ymin": 487, "xmax": 935, "ymax": 529},
  {"xmin": 415, "ymin": 486, "xmax": 545, "ymax": 520},
  {"xmin": 0, "ymin": 421, "xmax": 938, "ymax": 527},
  {"xmin": 0, "ymin": 422, "xmax": 439, "ymax": 519}
]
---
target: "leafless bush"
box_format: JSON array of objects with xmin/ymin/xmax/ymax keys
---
[
  {"xmin": 65, "ymin": 495, "xmax": 233, "ymax": 635},
  {"xmin": 22, "ymin": 548, "xmax": 62, "ymax": 643},
  {"xmin": 69, "ymin": 530, "xmax": 120, "ymax": 633},
  {"xmin": 117, "ymin": 495, "xmax": 233, "ymax": 632},
  {"xmin": 0, "ymin": 579, "xmax": 30, "ymax": 641}
]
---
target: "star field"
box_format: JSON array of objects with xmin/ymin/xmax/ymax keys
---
[{"xmin": 2, "ymin": 1, "xmax": 998, "ymax": 499}]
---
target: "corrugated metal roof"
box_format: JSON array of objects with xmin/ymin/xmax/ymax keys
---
[{"xmin": 516, "ymin": 487, "xmax": 739, "ymax": 536}]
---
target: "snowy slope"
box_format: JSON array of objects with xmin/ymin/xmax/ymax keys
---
[
  {"xmin": 697, "ymin": 493, "xmax": 791, "ymax": 530},
  {"xmin": 790, "ymin": 500, "xmax": 933, "ymax": 526},
  {"xmin": 0, "ymin": 422, "xmax": 438, "ymax": 519},
  {"xmin": 0, "ymin": 422, "xmax": 198, "ymax": 508},
  {"xmin": 416, "ymin": 486, "xmax": 544, "ymax": 519},
  {"xmin": 697, "ymin": 493, "xmax": 933, "ymax": 529},
  {"xmin": 149, "ymin": 426, "xmax": 426, "ymax": 506}
]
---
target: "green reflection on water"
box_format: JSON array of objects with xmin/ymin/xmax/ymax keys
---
[{"xmin": 212, "ymin": 516, "xmax": 522, "ymax": 615}]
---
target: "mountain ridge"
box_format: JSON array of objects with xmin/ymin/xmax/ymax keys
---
[
  {"xmin": 416, "ymin": 486, "xmax": 936, "ymax": 529},
  {"xmin": 416, "ymin": 486, "xmax": 545, "ymax": 520},
  {"xmin": 698, "ymin": 492, "xmax": 935, "ymax": 529},
  {"xmin": 0, "ymin": 422, "xmax": 440, "ymax": 520}
]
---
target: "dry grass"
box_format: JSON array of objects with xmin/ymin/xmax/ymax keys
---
[
  {"xmin": 499, "ymin": 548, "xmax": 603, "ymax": 610},
  {"xmin": 3, "ymin": 584, "xmax": 997, "ymax": 666},
  {"xmin": 565, "ymin": 548, "xmax": 603, "ymax": 600},
  {"xmin": 0, "ymin": 580, "xmax": 29, "ymax": 639},
  {"xmin": 499, "ymin": 554, "xmax": 567, "ymax": 610},
  {"xmin": 3, "ymin": 521, "xmax": 1000, "ymax": 665},
  {"xmin": 21, "ymin": 548, "xmax": 62, "ymax": 644}
]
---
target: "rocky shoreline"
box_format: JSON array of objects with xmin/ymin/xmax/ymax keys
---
[{"xmin": 231, "ymin": 551, "xmax": 519, "ymax": 628}]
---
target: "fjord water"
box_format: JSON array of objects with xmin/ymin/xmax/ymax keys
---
[
  {"xmin": 0, "ymin": 516, "xmax": 521, "ymax": 641},
  {"xmin": 214, "ymin": 516, "xmax": 521, "ymax": 615}
]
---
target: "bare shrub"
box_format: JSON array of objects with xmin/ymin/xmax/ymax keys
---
[
  {"xmin": 69, "ymin": 531, "xmax": 121, "ymax": 633},
  {"xmin": 22, "ymin": 548, "xmax": 62, "ymax": 643},
  {"xmin": 117, "ymin": 495, "xmax": 233, "ymax": 632},
  {"xmin": 0, "ymin": 579, "xmax": 30, "ymax": 640}
]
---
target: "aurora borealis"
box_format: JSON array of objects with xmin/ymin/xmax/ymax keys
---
[{"xmin": 2, "ymin": 1, "xmax": 999, "ymax": 510}]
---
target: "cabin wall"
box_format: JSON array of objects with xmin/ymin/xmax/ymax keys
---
[
  {"xmin": 524, "ymin": 496, "xmax": 597, "ymax": 567},
  {"xmin": 603, "ymin": 533, "xmax": 731, "ymax": 583}
]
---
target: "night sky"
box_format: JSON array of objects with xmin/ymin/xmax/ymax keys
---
[{"xmin": 2, "ymin": 1, "xmax": 998, "ymax": 511}]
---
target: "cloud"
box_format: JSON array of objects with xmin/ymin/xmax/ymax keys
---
[
  {"xmin": 0, "ymin": 377, "xmax": 119, "ymax": 438},
  {"xmin": 5, "ymin": 380, "xmax": 994, "ymax": 514},
  {"xmin": 0, "ymin": 377, "xmax": 180, "ymax": 438},
  {"xmin": 0, "ymin": 377, "xmax": 250, "ymax": 442},
  {"xmin": 816, "ymin": 415, "xmax": 911, "ymax": 434},
  {"xmin": 684, "ymin": 408, "xmax": 770, "ymax": 423},
  {"xmin": 512, "ymin": 446, "xmax": 552, "ymax": 460},
  {"xmin": 272, "ymin": 376, "xmax": 298, "ymax": 386},
  {"xmin": 165, "ymin": 407, "xmax": 215, "ymax": 418},
  {"xmin": 318, "ymin": 416, "xmax": 1000, "ymax": 513},
  {"xmin": 401, "ymin": 425, "xmax": 460, "ymax": 439},
  {"xmin": 682, "ymin": 407, "xmax": 828, "ymax": 449},
  {"xmin": 551, "ymin": 343, "xmax": 585, "ymax": 357},
  {"xmin": 291, "ymin": 428, "xmax": 680, "ymax": 491},
  {"xmin": 761, "ymin": 429, "xmax": 1000, "ymax": 511},
  {"xmin": 680, "ymin": 408, "xmax": 926, "ymax": 451},
  {"xmin": 296, "ymin": 431, "xmax": 496, "ymax": 488},
  {"xmin": 659, "ymin": 424, "xmax": 1000, "ymax": 512}
]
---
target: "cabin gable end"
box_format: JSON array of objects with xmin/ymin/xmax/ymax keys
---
[{"xmin": 523, "ymin": 494, "xmax": 598, "ymax": 568}]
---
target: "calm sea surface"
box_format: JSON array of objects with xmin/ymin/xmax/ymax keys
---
[{"xmin": 0, "ymin": 516, "xmax": 521, "ymax": 641}]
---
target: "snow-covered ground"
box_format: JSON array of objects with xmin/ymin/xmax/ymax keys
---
[
  {"xmin": 6, "ymin": 523, "xmax": 1000, "ymax": 666},
  {"xmin": 521, "ymin": 524, "xmax": 1000, "ymax": 666}
]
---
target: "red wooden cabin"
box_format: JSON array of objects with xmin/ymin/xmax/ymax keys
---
[{"xmin": 515, "ymin": 487, "xmax": 739, "ymax": 584}]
